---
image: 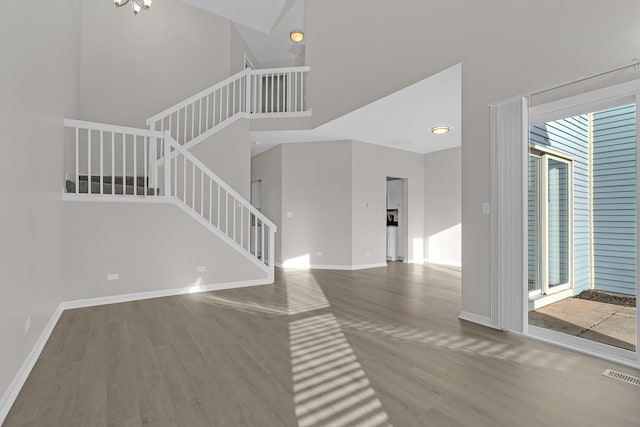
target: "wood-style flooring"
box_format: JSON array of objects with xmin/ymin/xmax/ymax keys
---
[{"xmin": 4, "ymin": 262, "xmax": 640, "ymax": 426}]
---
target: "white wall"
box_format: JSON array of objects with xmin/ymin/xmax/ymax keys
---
[
  {"xmin": 251, "ymin": 145, "xmax": 284, "ymax": 262},
  {"xmin": 80, "ymin": 0, "xmax": 233, "ymax": 127},
  {"xmin": 424, "ymin": 147, "xmax": 461, "ymax": 267},
  {"xmin": 281, "ymin": 141, "xmax": 353, "ymax": 267},
  {"xmin": 306, "ymin": 0, "xmax": 640, "ymax": 319},
  {"xmin": 0, "ymin": 0, "xmax": 80, "ymax": 413},
  {"xmin": 63, "ymin": 203, "xmax": 265, "ymax": 301},
  {"xmin": 351, "ymin": 141, "xmax": 425, "ymax": 266}
]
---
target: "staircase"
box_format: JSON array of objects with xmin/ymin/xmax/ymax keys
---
[{"xmin": 63, "ymin": 66, "xmax": 310, "ymax": 281}]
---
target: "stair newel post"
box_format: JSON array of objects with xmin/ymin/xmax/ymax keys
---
[
  {"xmin": 244, "ymin": 69, "xmax": 252, "ymax": 114},
  {"xmin": 149, "ymin": 135, "xmax": 157, "ymax": 191},
  {"xmin": 164, "ymin": 131, "xmax": 172, "ymax": 198},
  {"xmin": 269, "ymin": 225, "xmax": 275, "ymax": 280}
]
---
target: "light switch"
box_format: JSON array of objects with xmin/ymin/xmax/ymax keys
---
[
  {"xmin": 482, "ymin": 203, "xmax": 491, "ymax": 215},
  {"xmin": 287, "ymin": 211, "xmax": 294, "ymax": 218}
]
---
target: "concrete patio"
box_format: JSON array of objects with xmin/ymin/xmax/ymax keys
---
[{"xmin": 529, "ymin": 298, "xmax": 636, "ymax": 351}]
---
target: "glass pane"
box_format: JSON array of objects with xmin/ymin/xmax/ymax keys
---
[
  {"xmin": 547, "ymin": 159, "xmax": 569, "ymax": 287},
  {"xmin": 528, "ymin": 155, "xmax": 541, "ymax": 291}
]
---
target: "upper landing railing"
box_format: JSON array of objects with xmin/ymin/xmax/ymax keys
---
[{"xmin": 146, "ymin": 66, "xmax": 310, "ymax": 148}]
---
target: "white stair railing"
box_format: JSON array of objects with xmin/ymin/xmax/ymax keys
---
[
  {"xmin": 163, "ymin": 132, "xmax": 276, "ymax": 276},
  {"xmin": 62, "ymin": 120, "xmax": 276, "ymax": 278},
  {"xmin": 146, "ymin": 66, "xmax": 310, "ymax": 149},
  {"xmin": 64, "ymin": 119, "xmax": 166, "ymax": 197}
]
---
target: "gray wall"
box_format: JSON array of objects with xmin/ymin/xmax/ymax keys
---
[
  {"xmin": 63, "ymin": 203, "xmax": 265, "ymax": 301},
  {"xmin": 190, "ymin": 119, "xmax": 252, "ymax": 199},
  {"xmin": 424, "ymin": 147, "xmax": 461, "ymax": 267},
  {"xmin": 351, "ymin": 141, "xmax": 425, "ymax": 265},
  {"xmin": 230, "ymin": 24, "xmax": 257, "ymax": 74},
  {"xmin": 80, "ymin": 0, "xmax": 233, "ymax": 127},
  {"xmin": 281, "ymin": 142, "xmax": 353, "ymax": 267},
  {"xmin": 252, "ymin": 140, "xmax": 432, "ymax": 268},
  {"xmin": 251, "ymin": 145, "xmax": 284, "ymax": 262},
  {"xmin": 0, "ymin": 0, "xmax": 80, "ymax": 406},
  {"xmin": 306, "ymin": 0, "xmax": 640, "ymax": 318}
]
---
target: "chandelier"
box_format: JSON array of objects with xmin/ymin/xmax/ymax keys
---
[{"xmin": 114, "ymin": 0, "xmax": 153, "ymax": 15}]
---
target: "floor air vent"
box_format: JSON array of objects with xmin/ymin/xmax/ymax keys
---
[{"xmin": 602, "ymin": 369, "xmax": 640, "ymax": 387}]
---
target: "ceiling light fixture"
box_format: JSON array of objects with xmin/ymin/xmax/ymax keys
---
[
  {"xmin": 431, "ymin": 126, "xmax": 450, "ymax": 135},
  {"xmin": 290, "ymin": 30, "xmax": 304, "ymax": 43},
  {"xmin": 114, "ymin": 0, "xmax": 153, "ymax": 15}
]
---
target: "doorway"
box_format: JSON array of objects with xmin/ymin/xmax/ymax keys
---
[
  {"xmin": 527, "ymin": 89, "xmax": 637, "ymax": 358},
  {"xmin": 386, "ymin": 177, "xmax": 407, "ymax": 262}
]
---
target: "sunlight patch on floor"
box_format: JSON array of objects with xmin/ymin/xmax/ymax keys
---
[
  {"xmin": 289, "ymin": 314, "xmax": 393, "ymax": 427},
  {"xmin": 337, "ymin": 315, "xmax": 579, "ymax": 371},
  {"xmin": 286, "ymin": 276, "xmax": 331, "ymax": 315}
]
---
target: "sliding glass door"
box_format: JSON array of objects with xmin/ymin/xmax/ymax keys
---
[{"xmin": 528, "ymin": 151, "xmax": 572, "ymax": 297}]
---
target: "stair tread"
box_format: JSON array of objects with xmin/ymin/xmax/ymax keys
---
[{"xmin": 66, "ymin": 180, "xmax": 158, "ymax": 196}]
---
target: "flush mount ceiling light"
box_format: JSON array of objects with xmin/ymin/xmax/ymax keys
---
[
  {"xmin": 114, "ymin": 0, "xmax": 153, "ymax": 15},
  {"xmin": 431, "ymin": 126, "xmax": 450, "ymax": 135},
  {"xmin": 290, "ymin": 30, "xmax": 304, "ymax": 43}
]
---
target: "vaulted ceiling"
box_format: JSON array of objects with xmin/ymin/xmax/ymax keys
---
[{"xmin": 178, "ymin": 0, "xmax": 305, "ymax": 63}]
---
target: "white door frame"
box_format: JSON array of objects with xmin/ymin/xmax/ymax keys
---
[{"xmin": 520, "ymin": 80, "xmax": 640, "ymax": 368}]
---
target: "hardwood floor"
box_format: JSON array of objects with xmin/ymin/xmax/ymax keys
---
[{"xmin": 4, "ymin": 262, "xmax": 640, "ymax": 426}]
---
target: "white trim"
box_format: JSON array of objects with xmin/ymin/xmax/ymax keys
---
[
  {"xmin": 526, "ymin": 326, "xmax": 639, "ymax": 369},
  {"xmin": 274, "ymin": 263, "xmax": 388, "ymax": 271},
  {"xmin": 63, "ymin": 194, "xmax": 172, "ymax": 203},
  {"xmin": 527, "ymin": 288, "xmax": 573, "ymax": 311},
  {"xmin": 64, "ymin": 118, "xmax": 163, "ymax": 138},
  {"xmin": 458, "ymin": 311, "xmax": 501, "ymax": 330},
  {"xmin": 317, "ymin": 263, "xmax": 387, "ymax": 271},
  {"xmin": 247, "ymin": 65, "xmax": 310, "ymax": 75},
  {"xmin": 489, "ymin": 57, "xmax": 640, "ymax": 107},
  {"xmin": 61, "ymin": 278, "xmax": 272, "ymax": 310},
  {"xmin": 529, "ymin": 79, "xmax": 640, "ymax": 124},
  {"xmin": 170, "ymin": 199, "xmax": 272, "ymax": 275},
  {"xmin": 248, "ymin": 110, "xmax": 312, "ymax": 119},
  {"xmin": 0, "ymin": 304, "xmax": 64, "ymax": 426},
  {"xmin": 423, "ymin": 259, "xmax": 462, "ymax": 268}
]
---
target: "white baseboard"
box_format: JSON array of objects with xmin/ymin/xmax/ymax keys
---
[
  {"xmin": 458, "ymin": 311, "xmax": 500, "ymax": 330},
  {"xmin": 0, "ymin": 277, "xmax": 272, "ymax": 424},
  {"xmin": 61, "ymin": 278, "xmax": 272, "ymax": 310},
  {"xmin": 313, "ymin": 263, "xmax": 387, "ymax": 271},
  {"xmin": 0, "ymin": 304, "xmax": 64, "ymax": 426},
  {"xmin": 424, "ymin": 258, "xmax": 462, "ymax": 268},
  {"xmin": 274, "ymin": 263, "xmax": 388, "ymax": 271}
]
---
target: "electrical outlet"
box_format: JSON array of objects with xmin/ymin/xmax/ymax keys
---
[
  {"xmin": 106, "ymin": 273, "xmax": 119, "ymax": 281},
  {"xmin": 316, "ymin": 251, "xmax": 323, "ymax": 256},
  {"xmin": 482, "ymin": 202, "xmax": 491, "ymax": 215},
  {"xmin": 287, "ymin": 211, "xmax": 294, "ymax": 218},
  {"xmin": 197, "ymin": 266, "xmax": 206, "ymax": 272},
  {"xmin": 25, "ymin": 317, "xmax": 31, "ymax": 333}
]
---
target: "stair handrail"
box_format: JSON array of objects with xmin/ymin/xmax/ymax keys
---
[
  {"xmin": 163, "ymin": 131, "xmax": 276, "ymax": 231},
  {"xmin": 146, "ymin": 69, "xmax": 250, "ymax": 128},
  {"xmin": 66, "ymin": 118, "xmax": 164, "ymax": 139},
  {"xmin": 146, "ymin": 65, "xmax": 311, "ymax": 150}
]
